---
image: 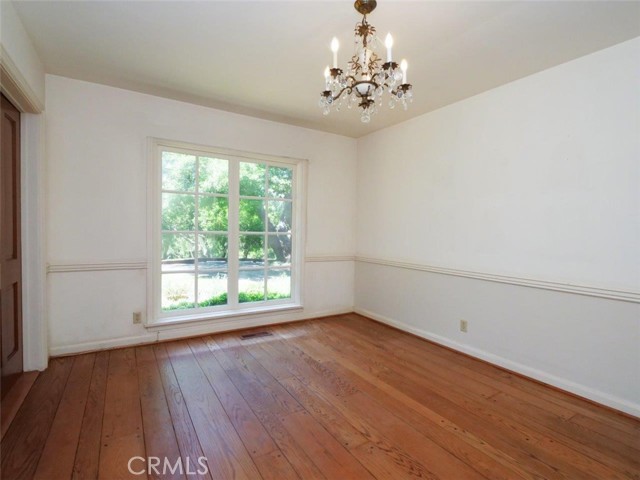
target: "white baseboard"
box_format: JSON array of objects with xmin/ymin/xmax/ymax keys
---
[
  {"xmin": 49, "ymin": 333, "xmax": 159, "ymax": 357},
  {"xmin": 354, "ymin": 307, "xmax": 640, "ymax": 418},
  {"xmin": 154, "ymin": 307, "xmax": 352, "ymax": 342},
  {"xmin": 49, "ymin": 307, "xmax": 352, "ymax": 357}
]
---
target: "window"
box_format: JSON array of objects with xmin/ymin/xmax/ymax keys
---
[{"xmin": 149, "ymin": 140, "xmax": 305, "ymax": 324}]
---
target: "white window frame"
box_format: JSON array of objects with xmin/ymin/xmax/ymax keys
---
[{"xmin": 147, "ymin": 138, "xmax": 306, "ymax": 326}]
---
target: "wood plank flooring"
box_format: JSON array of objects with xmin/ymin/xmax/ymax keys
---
[
  {"xmin": 2, "ymin": 314, "xmax": 639, "ymax": 479},
  {"xmin": 1, "ymin": 371, "xmax": 38, "ymax": 440}
]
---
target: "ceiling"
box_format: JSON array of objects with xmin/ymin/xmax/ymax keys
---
[{"xmin": 12, "ymin": 0, "xmax": 640, "ymax": 138}]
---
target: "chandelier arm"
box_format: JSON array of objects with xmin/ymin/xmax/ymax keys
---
[
  {"xmin": 344, "ymin": 75, "xmax": 358, "ymax": 86},
  {"xmin": 369, "ymin": 71, "xmax": 385, "ymax": 83},
  {"xmin": 380, "ymin": 76, "xmax": 395, "ymax": 88},
  {"xmin": 331, "ymin": 87, "xmax": 350, "ymax": 101}
]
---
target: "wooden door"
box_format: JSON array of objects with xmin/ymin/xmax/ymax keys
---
[{"xmin": 1, "ymin": 94, "xmax": 23, "ymax": 399}]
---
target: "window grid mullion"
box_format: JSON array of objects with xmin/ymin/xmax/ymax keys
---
[
  {"xmin": 240, "ymin": 195, "xmax": 292, "ymax": 201},
  {"xmin": 162, "ymin": 230, "xmax": 228, "ymax": 235},
  {"xmin": 228, "ymin": 160, "xmax": 240, "ymax": 307},
  {"xmin": 290, "ymin": 166, "xmax": 296, "ymax": 302},
  {"xmin": 163, "ymin": 188, "xmax": 228, "ymax": 198},
  {"xmin": 194, "ymin": 155, "xmax": 200, "ymax": 307},
  {"xmin": 264, "ymin": 166, "xmax": 269, "ymax": 301}
]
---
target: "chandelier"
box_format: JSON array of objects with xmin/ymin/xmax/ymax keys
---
[{"xmin": 319, "ymin": 0, "xmax": 413, "ymax": 123}]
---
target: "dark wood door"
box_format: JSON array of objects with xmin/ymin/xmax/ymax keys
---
[{"xmin": 1, "ymin": 94, "xmax": 23, "ymax": 399}]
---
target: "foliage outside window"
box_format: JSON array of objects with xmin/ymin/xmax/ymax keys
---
[{"xmin": 154, "ymin": 142, "xmax": 301, "ymax": 321}]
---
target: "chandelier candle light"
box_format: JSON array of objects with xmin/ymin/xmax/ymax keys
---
[{"xmin": 319, "ymin": 0, "xmax": 413, "ymax": 123}]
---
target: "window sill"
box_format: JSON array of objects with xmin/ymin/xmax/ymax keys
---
[{"xmin": 145, "ymin": 303, "xmax": 303, "ymax": 331}]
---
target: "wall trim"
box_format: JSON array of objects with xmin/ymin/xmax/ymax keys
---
[
  {"xmin": 0, "ymin": 46, "xmax": 44, "ymax": 113},
  {"xmin": 49, "ymin": 307, "xmax": 353, "ymax": 357},
  {"xmin": 50, "ymin": 333, "xmax": 159, "ymax": 357},
  {"xmin": 47, "ymin": 261, "xmax": 148, "ymax": 273},
  {"xmin": 21, "ymin": 113, "xmax": 48, "ymax": 371},
  {"xmin": 47, "ymin": 255, "xmax": 355, "ymax": 274},
  {"xmin": 306, "ymin": 255, "xmax": 355, "ymax": 262},
  {"xmin": 354, "ymin": 307, "xmax": 640, "ymax": 418},
  {"xmin": 2, "ymin": 40, "xmax": 47, "ymax": 371},
  {"xmin": 356, "ymin": 256, "xmax": 639, "ymax": 303}
]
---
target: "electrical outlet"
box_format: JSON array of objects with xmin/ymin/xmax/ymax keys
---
[
  {"xmin": 133, "ymin": 312, "xmax": 142, "ymax": 324},
  {"xmin": 460, "ymin": 319, "xmax": 468, "ymax": 333}
]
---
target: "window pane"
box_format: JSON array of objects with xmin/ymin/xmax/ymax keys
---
[
  {"xmin": 162, "ymin": 151, "xmax": 196, "ymax": 192},
  {"xmin": 162, "ymin": 194, "xmax": 195, "ymax": 231},
  {"xmin": 162, "ymin": 273, "xmax": 195, "ymax": 311},
  {"xmin": 159, "ymin": 146, "xmax": 298, "ymax": 317},
  {"xmin": 239, "ymin": 199, "xmax": 265, "ymax": 232},
  {"xmin": 267, "ymin": 200, "xmax": 292, "ymax": 233},
  {"xmin": 267, "ymin": 234, "xmax": 291, "ymax": 266},
  {"xmin": 199, "ymin": 157, "xmax": 229, "ymax": 194},
  {"xmin": 197, "ymin": 271, "xmax": 228, "ymax": 307},
  {"xmin": 268, "ymin": 166, "xmax": 292, "ymax": 199},
  {"xmin": 240, "ymin": 162, "xmax": 265, "ymax": 197},
  {"xmin": 239, "ymin": 234, "xmax": 265, "ymax": 267},
  {"xmin": 267, "ymin": 269, "xmax": 291, "ymax": 300},
  {"xmin": 162, "ymin": 233, "xmax": 195, "ymax": 272},
  {"xmin": 198, "ymin": 196, "xmax": 228, "ymax": 231},
  {"xmin": 239, "ymin": 270, "xmax": 265, "ymax": 303},
  {"xmin": 198, "ymin": 234, "xmax": 228, "ymax": 270}
]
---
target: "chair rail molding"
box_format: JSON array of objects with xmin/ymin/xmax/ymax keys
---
[
  {"xmin": 305, "ymin": 255, "xmax": 355, "ymax": 263},
  {"xmin": 356, "ymin": 256, "xmax": 640, "ymax": 303},
  {"xmin": 48, "ymin": 255, "xmax": 356, "ymax": 274},
  {"xmin": 47, "ymin": 261, "xmax": 148, "ymax": 273}
]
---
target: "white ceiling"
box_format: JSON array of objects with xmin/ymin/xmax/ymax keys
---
[{"xmin": 12, "ymin": 0, "xmax": 640, "ymax": 138}]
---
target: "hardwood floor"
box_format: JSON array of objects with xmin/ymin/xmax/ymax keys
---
[
  {"xmin": 2, "ymin": 314, "xmax": 639, "ymax": 479},
  {"xmin": 1, "ymin": 371, "xmax": 38, "ymax": 440}
]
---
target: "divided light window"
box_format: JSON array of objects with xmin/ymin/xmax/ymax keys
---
[{"xmin": 153, "ymin": 141, "xmax": 302, "ymax": 322}]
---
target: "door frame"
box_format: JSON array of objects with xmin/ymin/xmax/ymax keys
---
[{"xmin": 1, "ymin": 51, "xmax": 48, "ymax": 371}]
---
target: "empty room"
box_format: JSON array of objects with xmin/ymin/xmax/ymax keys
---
[{"xmin": 1, "ymin": 0, "xmax": 639, "ymax": 478}]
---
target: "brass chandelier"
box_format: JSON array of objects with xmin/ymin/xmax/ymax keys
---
[{"xmin": 319, "ymin": 0, "xmax": 413, "ymax": 123}]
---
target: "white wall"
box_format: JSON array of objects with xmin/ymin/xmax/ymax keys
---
[
  {"xmin": 45, "ymin": 38, "xmax": 640, "ymax": 416},
  {"xmin": 45, "ymin": 75, "xmax": 356, "ymax": 355},
  {"xmin": 355, "ymin": 38, "xmax": 640, "ymax": 416}
]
